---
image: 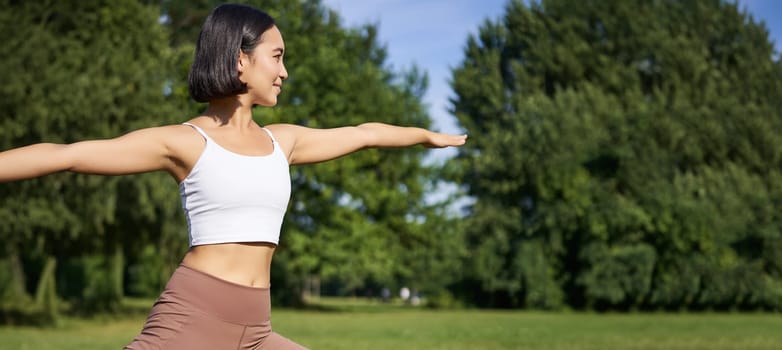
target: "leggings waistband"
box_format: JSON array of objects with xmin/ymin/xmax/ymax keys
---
[{"xmin": 158, "ymin": 264, "xmax": 271, "ymax": 326}]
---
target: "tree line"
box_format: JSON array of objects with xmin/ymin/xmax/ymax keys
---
[
  {"xmin": 449, "ymin": 0, "xmax": 782, "ymax": 310},
  {"xmin": 0, "ymin": 0, "xmax": 780, "ymax": 324}
]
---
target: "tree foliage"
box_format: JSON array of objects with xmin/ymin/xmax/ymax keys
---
[
  {"xmin": 449, "ymin": 0, "xmax": 782, "ymax": 310},
  {"xmin": 0, "ymin": 0, "xmax": 188, "ymax": 318}
]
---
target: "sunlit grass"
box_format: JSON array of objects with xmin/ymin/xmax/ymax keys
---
[{"xmin": 1, "ymin": 298, "xmax": 780, "ymax": 350}]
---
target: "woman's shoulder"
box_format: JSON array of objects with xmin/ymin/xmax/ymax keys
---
[
  {"xmin": 263, "ymin": 123, "xmax": 297, "ymax": 131},
  {"xmin": 128, "ymin": 123, "xmax": 208, "ymax": 154},
  {"xmin": 262, "ymin": 123, "xmax": 302, "ymax": 140},
  {"xmin": 262, "ymin": 123, "xmax": 301, "ymax": 158},
  {"xmin": 131, "ymin": 123, "xmax": 203, "ymax": 139}
]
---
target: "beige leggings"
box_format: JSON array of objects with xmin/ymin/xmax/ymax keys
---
[{"xmin": 124, "ymin": 265, "xmax": 307, "ymax": 350}]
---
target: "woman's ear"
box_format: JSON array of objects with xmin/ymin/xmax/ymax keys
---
[{"xmin": 237, "ymin": 51, "xmax": 248, "ymax": 73}]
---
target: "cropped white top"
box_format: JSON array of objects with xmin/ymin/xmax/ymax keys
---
[{"xmin": 179, "ymin": 123, "xmax": 291, "ymax": 247}]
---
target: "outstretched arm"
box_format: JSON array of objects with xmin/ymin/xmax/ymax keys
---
[
  {"xmin": 0, "ymin": 126, "xmax": 180, "ymax": 183},
  {"xmin": 268, "ymin": 122, "xmax": 467, "ymax": 165}
]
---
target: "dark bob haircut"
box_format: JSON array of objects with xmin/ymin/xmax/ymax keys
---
[{"xmin": 188, "ymin": 4, "xmax": 276, "ymax": 102}]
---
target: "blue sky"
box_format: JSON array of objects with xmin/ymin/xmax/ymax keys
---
[{"xmin": 321, "ymin": 0, "xmax": 781, "ymax": 136}]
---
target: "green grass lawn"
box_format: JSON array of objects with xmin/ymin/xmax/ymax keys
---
[{"xmin": 1, "ymin": 298, "xmax": 780, "ymax": 350}]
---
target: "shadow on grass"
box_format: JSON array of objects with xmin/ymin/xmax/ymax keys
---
[{"xmin": 0, "ymin": 298, "xmax": 146, "ymax": 328}]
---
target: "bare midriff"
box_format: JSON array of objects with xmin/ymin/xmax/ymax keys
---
[{"xmin": 181, "ymin": 242, "xmax": 276, "ymax": 288}]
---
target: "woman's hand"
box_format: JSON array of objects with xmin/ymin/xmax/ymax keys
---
[{"xmin": 423, "ymin": 131, "xmax": 468, "ymax": 148}]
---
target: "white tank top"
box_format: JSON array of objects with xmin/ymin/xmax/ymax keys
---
[{"xmin": 179, "ymin": 123, "xmax": 291, "ymax": 247}]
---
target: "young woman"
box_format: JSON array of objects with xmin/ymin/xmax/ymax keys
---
[{"xmin": 0, "ymin": 3, "xmax": 465, "ymax": 350}]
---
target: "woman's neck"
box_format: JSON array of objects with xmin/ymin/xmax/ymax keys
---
[{"xmin": 202, "ymin": 97, "xmax": 255, "ymax": 128}]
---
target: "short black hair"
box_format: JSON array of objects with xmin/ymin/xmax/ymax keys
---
[{"xmin": 188, "ymin": 4, "xmax": 276, "ymax": 102}]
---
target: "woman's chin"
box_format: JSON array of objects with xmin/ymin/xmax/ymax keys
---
[{"xmin": 255, "ymin": 97, "xmax": 278, "ymax": 107}]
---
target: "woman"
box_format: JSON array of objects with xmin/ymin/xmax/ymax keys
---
[{"xmin": 0, "ymin": 3, "xmax": 465, "ymax": 349}]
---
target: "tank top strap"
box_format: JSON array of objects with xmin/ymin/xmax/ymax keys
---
[
  {"xmin": 261, "ymin": 127, "xmax": 279, "ymax": 144},
  {"xmin": 182, "ymin": 122, "xmax": 211, "ymax": 141}
]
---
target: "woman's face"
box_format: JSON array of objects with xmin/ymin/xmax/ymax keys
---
[{"xmin": 239, "ymin": 25, "xmax": 288, "ymax": 107}]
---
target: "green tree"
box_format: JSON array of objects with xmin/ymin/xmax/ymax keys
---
[
  {"xmin": 449, "ymin": 0, "xmax": 782, "ymax": 310},
  {"xmin": 0, "ymin": 0, "xmax": 187, "ymax": 318}
]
